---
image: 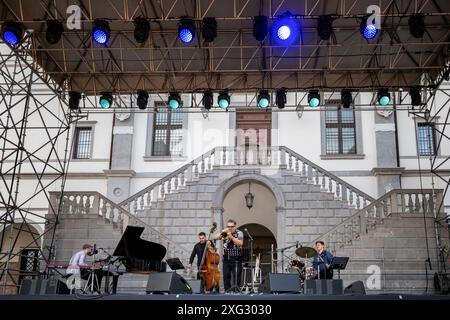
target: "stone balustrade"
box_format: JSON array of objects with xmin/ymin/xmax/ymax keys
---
[{"xmin": 49, "ymin": 192, "xmax": 190, "ymax": 259}]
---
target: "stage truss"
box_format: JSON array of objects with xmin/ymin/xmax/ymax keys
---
[
  {"xmin": 0, "ymin": 0, "xmax": 449, "ymax": 95},
  {"xmin": 0, "ymin": 39, "xmax": 83, "ymax": 294}
]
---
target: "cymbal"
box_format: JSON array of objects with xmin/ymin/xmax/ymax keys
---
[{"xmin": 295, "ymin": 246, "xmax": 317, "ymax": 258}]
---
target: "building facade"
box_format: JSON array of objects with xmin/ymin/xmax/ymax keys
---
[{"xmin": 1, "ymin": 77, "xmax": 450, "ymax": 294}]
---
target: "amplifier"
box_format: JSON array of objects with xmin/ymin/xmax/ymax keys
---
[
  {"xmin": 304, "ymin": 279, "xmax": 343, "ymax": 295},
  {"xmin": 19, "ymin": 279, "xmax": 70, "ymax": 295}
]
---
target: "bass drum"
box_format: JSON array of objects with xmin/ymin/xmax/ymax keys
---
[{"xmin": 304, "ymin": 267, "xmax": 317, "ymax": 279}]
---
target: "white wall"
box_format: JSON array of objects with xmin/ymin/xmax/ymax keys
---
[{"xmin": 4, "ymin": 79, "xmax": 450, "ymax": 227}]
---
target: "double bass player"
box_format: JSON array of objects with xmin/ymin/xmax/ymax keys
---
[{"xmin": 187, "ymin": 225, "xmax": 220, "ymax": 293}]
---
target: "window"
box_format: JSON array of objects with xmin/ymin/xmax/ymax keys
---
[
  {"xmin": 417, "ymin": 122, "xmax": 436, "ymax": 156},
  {"xmin": 152, "ymin": 108, "xmax": 183, "ymax": 156},
  {"xmin": 324, "ymin": 106, "xmax": 356, "ymax": 154},
  {"xmin": 73, "ymin": 127, "xmax": 92, "ymax": 159}
]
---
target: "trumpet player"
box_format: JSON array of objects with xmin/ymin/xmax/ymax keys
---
[{"xmin": 214, "ymin": 219, "xmax": 244, "ymax": 292}]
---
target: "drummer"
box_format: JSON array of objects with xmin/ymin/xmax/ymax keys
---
[{"xmin": 311, "ymin": 241, "xmax": 334, "ymax": 279}]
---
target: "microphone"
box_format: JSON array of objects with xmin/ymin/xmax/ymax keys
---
[
  {"xmin": 92, "ymin": 244, "xmax": 98, "ymax": 255},
  {"xmin": 244, "ymin": 228, "xmax": 253, "ymax": 241},
  {"xmin": 296, "ymin": 241, "xmax": 299, "ymax": 248}
]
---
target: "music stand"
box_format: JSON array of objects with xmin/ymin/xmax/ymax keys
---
[
  {"xmin": 330, "ymin": 257, "xmax": 349, "ymax": 279},
  {"xmin": 166, "ymin": 258, "xmax": 185, "ymax": 270}
]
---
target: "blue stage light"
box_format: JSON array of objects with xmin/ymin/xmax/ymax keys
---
[
  {"xmin": 92, "ymin": 20, "xmax": 110, "ymax": 45},
  {"xmin": 277, "ymin": 25, "xmax": 291, "ymax": 40},
  {"xmin": 272, "ymin": 12, "xmax": 299, "ymax": 44},
  {"xmin": 4, "ymin": 31, "xmax": 18, "ymax": 45},
  {"xmin": 361, "ymin": 16, "xmax": 378, "ymax": 40},
  {"xmin": 179, "ymin": 28, "xmax": 193, "ymax": 43},
  {"xmin": 1, "ymin": 21, "xmax": 24, "ymax": 46},
  {"xmin": 178, "ymin": 18, "xmax": 195, "ymax": 44}
]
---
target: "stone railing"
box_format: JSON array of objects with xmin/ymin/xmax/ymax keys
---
[
  {"xmin": 279, "ymin": 146, "xmax": 375, "ymax": 209},
  {"xmin": 119, "ymin": 145, "xmax": 375, "ymax": 213},
  {"xmin": 49, "ymin": 192, "xmax": 191, "ymax": 259},
  {"xmin": 311, "ymin": 189, "xmax": 443, "ymax": 253},
  {"xmin": 118, "ymin": 147, "xmax": 217, "ymax": 214}
]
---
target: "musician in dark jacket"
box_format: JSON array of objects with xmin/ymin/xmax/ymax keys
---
[
  {"xmin": 312, "ymin": 241, "xmax": 334, "ymax": 279},
  {"xmin": 187, "ymin": 232, "xmax": 207, "ymax": 270}
]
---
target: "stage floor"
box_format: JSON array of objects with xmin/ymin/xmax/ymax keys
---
[{"xmin": 1, "ymin": 293, "xmax": 450, "ymax": 300}]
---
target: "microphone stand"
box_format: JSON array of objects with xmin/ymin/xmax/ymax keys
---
[
  {"xmin": 245, "ymin": 229, "xmax": 254, "ymax": 292},
  {"xmin": 279, "ymin": 242, "xmax": 301, "ymax": 273},
  {"xmin": 100, "ymin": 249, "xmax": 112, "ymax": 294}
]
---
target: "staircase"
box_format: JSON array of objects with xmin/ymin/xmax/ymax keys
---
[
  {"xmin": 44, "ymin": 146, "xmax": 449, "ymax": 295},
  {"xmin": 116, "ymin": 146, "xmax": 375, "ymax": 264},
  {"xmin": 310, "ymin": 189, "xmax": 450, "ymax": 294},
  {"xmin": 45, "ymin": 191, "xmax": 191, "ymax": 292},
  {"xmin": 119, "ymin": 146, "xmax": 375, "ymax": 214}
]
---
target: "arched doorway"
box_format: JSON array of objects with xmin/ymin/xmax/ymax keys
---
[
  {"xmin": 213, "ymin": 172, "xmax": 287, "ymax": 255},
  {"xmin": 239, "ymin": 223, "xmax": 276, "ymax": 280},
  {"xmin": 0, "ymin": 223, "xmax": 41, "ymax": 294}
]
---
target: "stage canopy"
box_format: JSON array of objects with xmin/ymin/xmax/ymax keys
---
[{"xmin": 1, "ymin": 0, "xmax": 449, "ymax": 95}]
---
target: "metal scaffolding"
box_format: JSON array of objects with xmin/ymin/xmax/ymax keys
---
[
  {"xmin": 406, "ymin": 68, "xmax": 450, "ymax": 285},
  {"xmin": 0, "ymin": 0, "xmax": 449, "ymax": 95},
  {"xmin": 0, "ymin": 38, "xmax": 82, "ymax": 294}
]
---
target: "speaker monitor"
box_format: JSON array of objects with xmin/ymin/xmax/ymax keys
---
[
  {"xmin": 304, "ymin": 279, "xmax": 343, "ymax": 295},
  {"xmin": 19, "ymin": 279, "xmax": 41, "ymax": 295},
  {"xmin": 261, "ymin": 273, "xmax": 301, "ymax": 293},
  {"xmin": 44, "ymin": 278, "xmax": 70, "ymax": 294},
  {"xmin": 186, "ymin": 279, "xmax": 202, "ymax": 294},
  {"xmin": 146, "ymin": 272, "xmax": 192, "ymax": 294},
  {"xmin": 344, "ymin": 280, "xmax": 366, "ymax": 295},
  {"xmin": 19, "ymin": 279, "xmax": 70, "ymax": 295}
]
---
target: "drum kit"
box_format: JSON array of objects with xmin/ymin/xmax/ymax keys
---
[{"xmin": 287, "ymin": 246, "xmax": 319, "ymax": 285}]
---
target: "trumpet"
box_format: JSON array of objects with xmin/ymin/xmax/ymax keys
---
[{"xmin": 220, "ymin": 231, "xmax": 229, "ymax": 240}]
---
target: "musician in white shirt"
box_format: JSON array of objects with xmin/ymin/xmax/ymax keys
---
[
  {"xmin": 67, "ymin": 244, "xmax": 102, "ymax": 293},
  {"xmin": 66, "ymin": 244, "xmax": 93, "ymax": 275}
]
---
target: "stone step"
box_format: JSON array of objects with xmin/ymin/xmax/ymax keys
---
[
  {"xmin": 333, "ymin": 248, "xmax": 436, "ymax": 260},
  {"xmin": 342, "ymin": 237, "xmax": 438, "ymax": 249}
]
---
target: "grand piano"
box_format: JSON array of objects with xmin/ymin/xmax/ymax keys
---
[{"xmin": 112, "ymin": 225, "xmax": 167, "ymax": 273}]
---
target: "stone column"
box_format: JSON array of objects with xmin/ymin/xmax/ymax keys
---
[
  {"xmin": 105, "ymin": 111, "xmax": 135, "ymax": 203},
  {"xmin": 372, "ymin": 109, "xmax": 404, "ymax": 196},
  {"xmin": 276, "ymin": 207, "xmax": 286, "ymax": 273}
]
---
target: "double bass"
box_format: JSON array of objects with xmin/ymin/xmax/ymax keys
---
[{"xmin": 198, "ymin": 222, "xmax": 220, "ymax": 292}]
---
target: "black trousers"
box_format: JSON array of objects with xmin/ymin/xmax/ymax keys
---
[{"xmin": 223, "ymin": 260, "xmax": 242, "ymax": 291}]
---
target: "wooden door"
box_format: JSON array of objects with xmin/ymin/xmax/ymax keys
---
[{"xmin": 235, "ymin": 111, "xmax": 272, "ymax": 164}]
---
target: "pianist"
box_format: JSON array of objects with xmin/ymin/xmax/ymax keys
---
[{"xmin": 66, "ymin": 244, "xmax": 103, "ymax": 293}]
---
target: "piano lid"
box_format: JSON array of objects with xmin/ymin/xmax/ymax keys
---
[{"xmin": 112, "ymin": 225, "xmax": 166, "ymax": 261}]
